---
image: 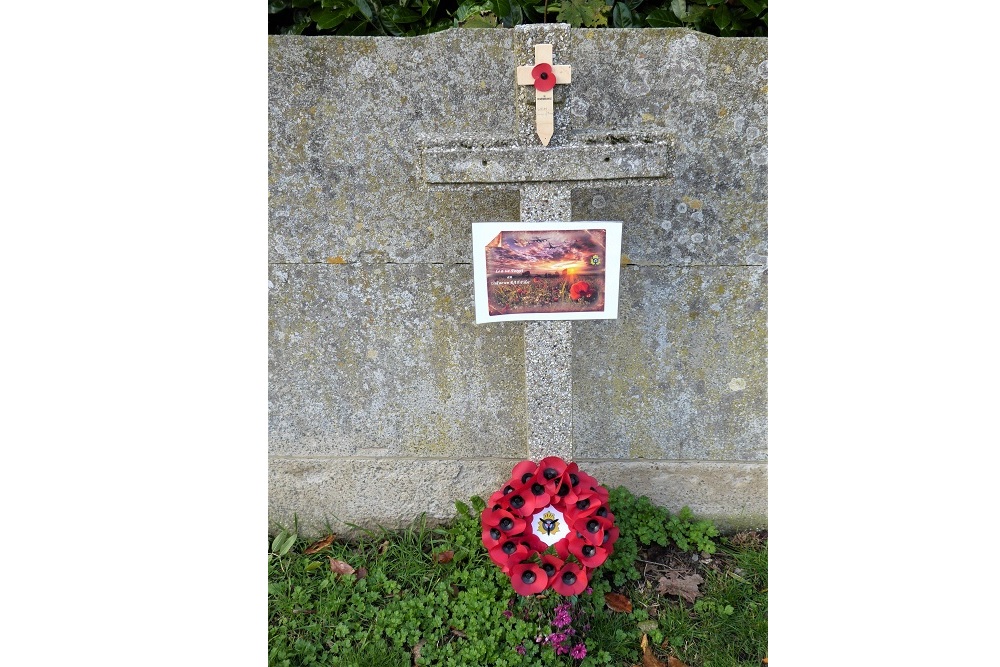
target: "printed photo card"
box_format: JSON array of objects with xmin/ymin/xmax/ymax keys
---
[{"xmin": 472, "ymin": 222, "xmax": 623, "ymax": 324}]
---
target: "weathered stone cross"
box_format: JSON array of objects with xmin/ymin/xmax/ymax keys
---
[{"xmin": 516, "ymin": 43, "xmax": 572, "ymax": 147}]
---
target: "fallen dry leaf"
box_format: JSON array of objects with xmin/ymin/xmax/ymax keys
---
[
  {"xmin": 656, "ymin": 572, "xmax": 704, "ymax": 603},
  {"xmin": 356, "ymin": 566, "xmax": 368, "ymax": 580},
  {"xmin": 379, "ymin": 540, "xmax": 390, "ymax": 554},
  {"xmin": 449, "ymin": 626, "xmax": 467, "ymax": 638},
  {"xmin": 434, "ymin": 550, "xmax": 454, "ymax": 564},
  {"xmin": 411, "ymin": 640, "xmax": 425, "ymax": 665},
  {"xmin": 303, "ymin": 534, "xmax": 335, "ymax": 555},
  {"xmin": 640, "ymin": 633, "xmax": 689, "ymax": 667},
  {"xmin": 605, "ymin": 592, "xmax": 633, "ymax": 613},
  {"xmin": 640, "ymin": 634, "xmax": 665, "ymax": 667},
  {"xmin": 328, "ymin": 557, "xmax": 355, "ymax": 576}
]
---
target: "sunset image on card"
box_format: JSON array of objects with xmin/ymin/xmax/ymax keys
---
[{"xmin": 483, "ymin": 228, "xmax": 608, "ymax": 317}]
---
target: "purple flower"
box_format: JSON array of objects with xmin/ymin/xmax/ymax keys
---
[
  {"xmin": 503, "ymin": 610, "xmax": 513, "ymax": 618},
  {"xmin": 552, "ymin": 605, "xmax": 573, "ymax": 629},
  {"xmin": 515, "ymin": 644, "xmax": 526, "ymax": 655},
  {"xmin": 570, "ymin": 643, "xmax": 587, "ymax": 659}
]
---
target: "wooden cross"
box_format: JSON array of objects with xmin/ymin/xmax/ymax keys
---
[{"xmin": 516, "ymin": 44, "xmax": 572, "ymax": 147}]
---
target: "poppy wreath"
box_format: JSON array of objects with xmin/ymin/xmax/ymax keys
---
[{"xmin": 482, "ymin": 456, "xmax": 620, "ymax": 596}]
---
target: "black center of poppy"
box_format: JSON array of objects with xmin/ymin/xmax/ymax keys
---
[
  {"xmin": 570, "ymin": 473, "xmax": 579, "ymax": 486},
  {"xmin": 502, "ymin": 541, "xmax": 516, "ymax": 555},
  {"xmin": 541, "ymin": 72, "xmax": 549, "ymax": 79},
  {"xmin": 597, "ymin": 507, "xmax": 608, "ymax": 518},
  {"xmin": 521, "ymin": 472, "xmax": 533, "ymax": 484},
  {"xmin": 543, "ymin": 468, "xmax": 559, "ymax": 480},
  {"xmin": 582, "ymin": 545, "xmax": 595, "ymax": 557},
  {"xmin": 602, "ymin": 532, "xmax": 610, "ymax": 544},
  {"xmin": 557, "ymin": 484, "xmax": 570, "ymax": 496},
  {"xmin": 503, "ymin": 485, "xmax": 514, "ymax": 495},
  {"xmin": 510, "ymin": 496, "xmax": 525, "ymax": 509},
  {"xmin": 576, "ymin": 499, "xmax": 590, "ymax": 510},
  {"xmin": 561, "ymin": 571, "xmax": 576, "ymax": 585},
  {"xmin": 542, "ymin": 563, "xmax": 556, "ymax": 576},
  {"xmin": 587, "ymin": 520, "xmax": 600, "ymax": 533},
  {"xmin": 531, "ymin": 483, "xmax": 545, "ymax": 495},
  {"xmin": 521, "ymin": 570, "xmax": 537, "ymax": 584},
  {"xmin": 490, "ymin": 528, "xmax": 501, "ymax": 540},
  {"xmin": 500, "ymin": 518, "xmax": 514, "ymax": 531}
]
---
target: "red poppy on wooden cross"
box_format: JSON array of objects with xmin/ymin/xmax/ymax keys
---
[{"xmin": 516, "ymin": 44, "xmax": 572, "ymax": 146}]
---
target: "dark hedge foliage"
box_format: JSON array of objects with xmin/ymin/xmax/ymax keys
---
[{"xmin": 268, "ymin": 0, "xmax": 766, "ymax": 37}]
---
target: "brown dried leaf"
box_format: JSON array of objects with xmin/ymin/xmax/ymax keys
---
[
  {"xmin": 379, "ymin": 540, "xmax": 390, "ymax": 554},
  {"xmin": 656, "ymin": 572, "xmax": 704, "ymax": 603},
  {"xmin": 328, "ymin": 557, "xmax": 355, "ymax": 576},
  {"xmin": 303, "ymin": 534, "xmax": 335, "ymax": 555},
  {"xmin": 449, "ymin": 626, "xmax": 467, "ymax": 638},
  {"xmin": 605, "ymin": 592, "xmax": 633, "ymax": 613},
  {"xmin": 356, "ymin": 566, "xmax": 368, "ymax": 580},
  {"xmin": 666, "ymin": 657, "xmax": 689, "ymax": 667},
  {"xmin": 640, "ymin": 634, "xmax": 666, "ymax": 667},
  {"xmin": 434, "ymin": 550, "xmax": 454, "ymax": 564}
]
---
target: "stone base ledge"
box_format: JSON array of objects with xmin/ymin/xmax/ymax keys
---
[{"xmin": 269, "ymin": 457, "xmax": 766, "ymax": 537}]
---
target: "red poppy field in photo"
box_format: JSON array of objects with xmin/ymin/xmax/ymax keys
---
[{"xmin": 484, "ymin": 228, "xmax": 607, "ymax": 317}]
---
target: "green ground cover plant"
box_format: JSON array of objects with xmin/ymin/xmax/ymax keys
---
[
  {"xmin": 268, "ymin": 487, "xmax": 767, "ymax": 666},
  {"xmin": 268, "ymin": 0, "xmax": 766, "ymax": 37}
]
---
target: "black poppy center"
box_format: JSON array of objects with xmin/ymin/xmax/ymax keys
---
[
  {"xmin": 490, "ymin": 528, "xmax": 501, "ymax": 540},
  {"xmin": 542, "ymin": 563, "xmax": 556, "ymax": 576},
  {"xmin": 521, "ymin": 570, "xmax": 537, "ymax": 584},
  {"xmin": 540, "ymin": 72, "xmax": 549, "ymax": 80},
  {"xmin": 576, "ymin": 499, "xmax": 590, "ymax": 510},
  {"xmin": 587, "ymin": 520, "xmax": 600, "ymax": 533},
  {"xmin": 602, "ymin": 532, "xmax": 610, "ymax": 544},
  {"xmin": 510, "ymin": 496, "xmax": 525, "ymax": 509},
  {"xmin": 582, "ymin": 545, "xmax": 596, "ymax": 557},
  {"xmin": 521, "ymin": 472, "xmax": 533, "ymax": 484},
  {"xmin": 500, "ymin": 517, "xmax": 514, "ymax": 531},
  {"xmin": 503, "ymin": 485, "xmax": 514, "ymax": 495},
  {"xmin": 502, "ymin": 541, "xmax": 516, "ymax": 555},
  {"xmin": 561, "ymin": 571, "xmax": 577, "ymax": 585},
  {"xmin": 569, "ymin": 473, "xmax": 579, "ymax": 486},
  {"xmin": 597, "ymin": 507, "xmax": 608, "ymax": 518},
  {"xmin": 531, "ymin": 483, "xmax": 545, "ymax": 496},
  {"xmin": 543, "ymin": 468, "xmax": 559, "ymax": 480},
  {"xmin": 557, "ymin": 484, "xmax": 570, "ymax": 496}
]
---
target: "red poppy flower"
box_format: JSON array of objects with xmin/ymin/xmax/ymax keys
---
[
  {"xmin": 482, "ymin": 526, "xmax": 503, "ymax": 551},
  {"xmin": 531, "ymin": 62, "xmax": 556, "ymax": 92},
  {"xmin": 540, "ymin": 554, "xmax": 565, "ymax": 581},
  {"xmin": 569, "ymin": 281, "xmax": 593, "ymax": 301},
  {"xmin": 487, "ymin": 480, "xmax": 518, "ymax": 507},
  {"xmin": 574, "ymin": 514, "xmax": 613, "ymax": 547},
  {"xmin": 569, "ymin": 535, "xmax": 609, "ymax": 569},
  {"xmin": 564, "ymin": 489, "xmax": 603, "ymax": 524},
  {"xmin": 511, "ymin": 562, "xmax": 548, "ymax": 596},
  {"xmin": 481, "ymin": 507, "xmax": 526, "ymax": 537},
  {"xmin": 488, "ymin": 540, "xmax": 529, "ymax": 574},
  {"xmin": 512, "ymin": 460, "xmax": 539, "ymax": 485},
  {"xmin": 536, "ymin": 456, "xmax": 568, "ymax": 494},
  {"xmin": 601, "ymin": 525, "xmax": 620, "ymax": 555},
  {"xmin": 551, "ymin": 561, "xmax": 588, "ymax": 596},
  {"xmin": 499, "ymin": 484, "xmax": 542, "ymax": 518}
]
